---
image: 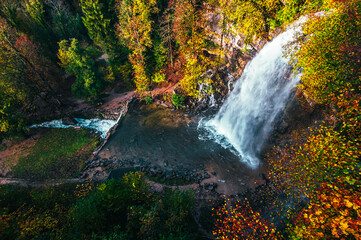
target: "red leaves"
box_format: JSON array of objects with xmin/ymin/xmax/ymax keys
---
[
  {"xmin": 291, "ymin": 183, "xmax": 361, "ymax": 239},
  {"xmin": 14, "ymin": 35, "xmax": 38, "ymax": 60},
  {"xmin": 213, "ymin": 198, "xmax": 279, "ymax": 240}
]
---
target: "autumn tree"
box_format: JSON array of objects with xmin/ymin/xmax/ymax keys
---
[
  {"xmin": 289, "ymin": 183, "xmax": 361, "ymax": 239},
  {"xmin": 218, "ymin": 0, "xmax": 282, "ymax": 45},
  {"xmin": 172, "ymin": 0, "xmax": 216, "ymax": 97},
  {"xmin": 116, "ymin": 0, "xmax": 158, "ymax": 94},
  {"xmin": 159, "ymin": 7, "xmax": 175, "ymax": 67},
  {"xmin": 290, "ymin": 0, "xmax": 361, "ymax": 104},
  {"xmin": 1, "ymin": 18, "xmax": 61, "ymax": 94},
  {"xmin": 0, "ymin": 17, "xmax": 62, "ymax": 134},
  {"xmin": 265, "ymin": 123, "xmax": 361, "ymax": 239},
  {"xmin": 265, "ymin": 1, "xmax": 361, "ymax": 233},
  {"xmin": 15, "ymin": 0, "xmax": 60, "ymax": 62}
]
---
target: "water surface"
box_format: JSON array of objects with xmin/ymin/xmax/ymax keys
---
[{"xmin": 97, "ymin": 104, "xmax": 265, "ymax": 194}]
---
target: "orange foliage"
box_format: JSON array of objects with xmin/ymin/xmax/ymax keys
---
[
  {"xmin": 213, "ymin": 198, "xmax": 279, "ymax": 240},
  {"xmin": 291, "ymin": 183, "xmax": 361, "ymax": 239}
]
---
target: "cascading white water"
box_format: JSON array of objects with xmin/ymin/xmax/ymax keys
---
[
  {"xmin": 199, "ymin": 18, "xmax": 305, "ymax": 168},
  {"xmin": 198, "ymin": 70, "xmax": 217, "ymax": 107},
  {"xmin": 30, "ymin": 118, "xmax": 116, "ymax": 138}
]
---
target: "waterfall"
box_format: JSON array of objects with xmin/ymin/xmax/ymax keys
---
[
  {"xmin": 199, "ymin": 18, "xmax": 305, "ymax": 168},
  {"xmin": 198, "ymin": 70, "xmax": 217, "ymax": 107}
]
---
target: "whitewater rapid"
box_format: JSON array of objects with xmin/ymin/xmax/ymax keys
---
[{"xmin": 30, "ymin": 118, "xmax": 116, "ymax": 138}]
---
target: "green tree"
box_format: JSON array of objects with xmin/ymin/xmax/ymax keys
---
[
  {"xmin": 58, "ymin": 38, "xmax": 106, "ymax": 100},
  {"xmin": 69, "ymin": 193, "xmax": 106, "ymax": 236},
  {"xmin": 0, "ymin": 22, "xmax": 28, "ymax": 134},
  {"xmin": 137, "ymin": 189, "xmax": 196, "ymax": 239},
  {"xmin": 49, "ymin": 0, "xmax": 89, "ymax": 41},
  {"xmin": 275, "ymin": 0, "xmax": 323, "ymax": 26},
  {"xmin": 0, "ymin": 85, "xmax": 25, "ymax": 134},
  {"xmin": 0, "ymin": 0, "xmax": 22, "ymax": 28},
  {"xmin": 80, "ymin": 0, "xmax": 117, "ymax": 53}
]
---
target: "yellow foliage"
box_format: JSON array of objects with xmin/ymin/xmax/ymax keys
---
[
  {"xmin": 18, "ymin": 208, "xmax": 59, "ymax": 239},
  {"xmin": 116, "ymin": 0, "xmax": 157, "ymax": 93}
]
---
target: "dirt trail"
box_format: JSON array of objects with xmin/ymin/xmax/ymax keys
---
[
  {"xmin": 99, "ymin": 83, "xmax": 178, "ymax": 112},
  {"xmin": 61, "ymin": 82, "xmax": 179, "ymax": 118}
]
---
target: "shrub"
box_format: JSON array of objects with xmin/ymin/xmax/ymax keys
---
[
  {"xmin": 138, "ymin": 189, "xmax": 196, "ymax": 239},
  {"xmin": 171, "ymin": 93, "xmax": 184, "ymax": 107},
  {"xmin": 144, "ymin": 95, "xmax": 154, "ymax": 104},
  {"xmin": 152, "ymin": 72, "xmax": 166, "ymax": 84},
  {"xmin": 69, "ymin": 193, "xmax": 106, "ymax": 236}
]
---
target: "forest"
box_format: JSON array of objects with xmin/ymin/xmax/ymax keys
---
[{"xmin": 0, "ymin": 0, "xmax": 360, "ymax": 239}]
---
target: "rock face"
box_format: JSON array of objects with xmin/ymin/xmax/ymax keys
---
[{"xmin": 62, "ymin": 116, "xmax": 78, "ymax": 125}]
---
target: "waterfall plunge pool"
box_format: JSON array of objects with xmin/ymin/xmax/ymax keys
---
[{"xmin": 95, "ymin": 104, "xmax": 265, "ymax": 194}]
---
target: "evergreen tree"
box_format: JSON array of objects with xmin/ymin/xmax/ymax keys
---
[{"xmin": 80, "ymin": 0, "xmax": 116, "ymax": 53}]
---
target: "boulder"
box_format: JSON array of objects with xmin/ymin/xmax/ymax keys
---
[
  {"xmin": 62, "ymin": 116, "xmax": 78, "ymax": 125},
  {"xmin": 204, "ymin": 182, "xmax": 218, "ymax": 191}
]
